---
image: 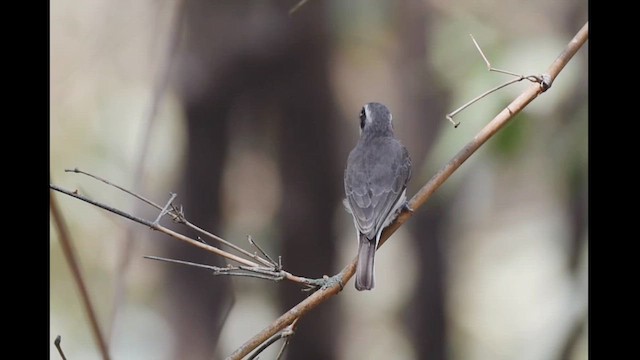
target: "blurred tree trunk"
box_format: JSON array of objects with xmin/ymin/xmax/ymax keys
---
[
  {"xmin": 394, "ymin": 1, "xmax": 451, "ymax": 359},
  {"xmin": 164, "ymin": 1, "xmax": 340, "ymax": 359},
  {"xmin": 163, "ymin": 1, "xmax": 237, "ymax": 358},
  {"xmin": 274, "ymin": 2, "xmax": 341, "ymax": 360},
  {"xmin": 164, "ymin": 97, "xmax": 233, "ymax": 360}
]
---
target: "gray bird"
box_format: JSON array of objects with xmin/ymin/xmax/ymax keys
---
[{"xmin": 344, "ymin": 102, "xmax": 412, "ymax": 291}]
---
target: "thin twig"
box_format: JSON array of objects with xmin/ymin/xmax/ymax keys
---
[
  {"xmin": 50, "ymin": 184, "xmax": 261, "ymax": 268},
  {"xmin": 51, "ymin": 184, "xmax": 154, "ymax": 227},
  {"xmin": 445, "ymin": 77, "xmax": 524, "ymax": 126},
  {"xmin": 66, "ymin": 167, "xmax": 274, "ymax": 267},
  {"xmin": 247, "ymin": 319, "xmax": 298, "ymax": 360},
  {"xmin": 143, "ymin": 256, "xmax": 329, "ymax": 285},
  {"xmin": 445, "ymin": 34, "xmax": 550, "ymax": 127},
  {"xmin": 226, "ymin": 21, "xmax": 588, "ymax": 360},
  {"xmin": 173, "ymin": 261, "xmax": 286, "ymax": 281},
  {"xmin": 153, "ymin": 192, "xmax": 177, "ymax": 225},
  {"xmin": 65, "ymin": 168, "xmax": 159, "ymax": 209},
  {"xmin": 288, "ymin": 0, "xmax": 310, "ymax": 15},
  {"xmin": 275, "ymin": 319, "xmax": 298, "ymax": 359},
  {"xmin": 248, "ymin": 236, "xmax": 279, "ymax": 268},
  {"xmin": 184, "ymin": 223, "xmax": 274, "ymax": 267},
  {"xmin": 226, "ymin": 268, "xmax": 350, "ymax": 360},
  {"xmin": 470, "ymin": 34, "xmax": 522, "ymax": 77},
  {"xmin": 50, "ymin": 183, "xmax": 326, "ymax": 288},
  {"xmin": 51, "ymin": 191, "xmax": 112, "ymax": 360},
  {"xmin": 144, "ymin": 256, "xmax": 221, "ymax": 271},
  {"xmin": 54, "ymin": 335, "xmax": 68, "ymax": 360}
]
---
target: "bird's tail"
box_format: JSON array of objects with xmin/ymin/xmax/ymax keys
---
[{"xmin": 355, "ymin": 234, "xmax": 376, "ymax": 291}]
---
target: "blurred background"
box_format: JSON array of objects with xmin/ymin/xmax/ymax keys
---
[{"xmin": 50, "ymin": 0, "xmax": 588, "ymax": 359}]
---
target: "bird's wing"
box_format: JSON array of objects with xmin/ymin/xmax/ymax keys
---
[{"xmin": 345, "ymin": 139, "xmax": 411, "ymax": 240}]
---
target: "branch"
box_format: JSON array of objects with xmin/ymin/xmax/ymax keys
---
[
  {"xmin": 54, "ymin": 335, "xmax": 68, "ymax": 360},
  {"xmin": 227, "ymin": 267, "xmax": 350, "ymax": 360},
  {"xmin": 144, "ymin": 256, "xmax": 286, "ymax": 282},
  {"xmin": 49, "ymin": 183, "xmax": 327, "ymax": 289},
  {"xmin": 66, "ymin": 168, "xmax": 274, "ymax": 267},
  {"xmin": 288, "ymin": 0, "xmax": 310, "ymax": 15},
  {"xmin": 50, "ymin": 190, "xmax": 112, "ymax": 360},
  {"xmin": 50, "ymin": 184, "xmax": 260, "ymax": 268},
  {"xmin": 226, "ymin": 21, "xmax": 588, "ymax": 360},
  {"xmin": 445, "ymin": 34, "xmax": 553, "ymax": 127},
  {"xmin": 247, "ymin": 319, "xmax": 298, "ymax": 360}
]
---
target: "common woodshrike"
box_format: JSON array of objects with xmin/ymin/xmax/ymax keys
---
[{"xmin": 344, "ymin": 102, "xmax": 412, "ymax": 291}]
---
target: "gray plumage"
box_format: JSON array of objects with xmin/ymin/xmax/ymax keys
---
[{"xmin": 344, "ymin": 102, "xmax": 411, "ymax": 291}]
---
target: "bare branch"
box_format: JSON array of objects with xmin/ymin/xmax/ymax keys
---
[
  {"xmin": 153, "ymin": 192, "xmax": 178, "ymax": 225},
  {"xmin": 144, "ymin": 255, "xmax": 220, "ymax": 271},
  {"xmin": 144, "ymin": 255, "xmax": 285, "ymax": 281},
  {"xmin": 470, "ymin": 34, "xmax": 522, "ymax": 77},
  {"xmin": 247, "ymin": 319, "xmax": 298, "ymax": 360},
  {"xmin": 50, "ymin": 184, "xmax": 261, "ymax": 268},
  {"xmin": 275, "ymin": 319, "xmax": 298, "ymax": 359},
  {"xmin": 50, "ymin": 182, "xmax": 331, "ymax": 291},
  {"xmin": 54, "ymin": 335, "xmax": 68, "ymax": 360},
  {"xmin": 248, "ymin": 236, "xmax": 279, "ymax": 268},
  {"xmin": 142, "ymin": 255, "xmax": 336, "ymax": 289},
  {"xmin": 288, "ymin": 0, "xmax": 310, "ymax": 15},
  {"xmin": 65, "ymin": 168, "xmax": 274, "ymax": 267},
  {"xmin": 50, "ymin": 190, "xmax": 112, "ymax": 360},
  {"xmin": 65, "ymin": 168, "xmax": 160, "ymax": 209},
  {"xmin": 445, "ymin": 77, "xmax": 525, "ymax": 127},
  {"xmin": 226, "ymin": 267, "xmax": 351, "ymax": 360},
  {"xmin": 226, "ymin": 21, "xmax": 588, "ymax": 360},
  {"xmin": 184, "ymin": 222, "xmax": 274, "ymax": 267},
  {"xmin": 445, "ymin": 33, "xmax": 554, "ymax": 127}
]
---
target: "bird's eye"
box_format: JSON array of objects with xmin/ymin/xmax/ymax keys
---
[{"xmin": 359, "ymin": 108, "xmax": 366, "ymax": 129}]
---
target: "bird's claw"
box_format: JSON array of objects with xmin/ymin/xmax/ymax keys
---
[{"xmin": 402, "ymin": 201, "xmax": 414, "ymax": 213}]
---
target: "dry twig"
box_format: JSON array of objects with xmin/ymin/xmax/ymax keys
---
[
  {"xmin": 65, "ymin": 168, "xmax": 274, "ymax": 267},
  {"xmin": 50, "ymin": 191, "xmax": 112, "ymax": 360},
  {"xmin": 288, "ymin": 0, "xmax": 310, "ymax": 15},
  {"xmin": 54, "ymin": 335, "xmax": 68, "ymax": 360},
  {"xmin": 445, "ymin": 34, "xmax": 553, "ymax": 127},
  {"xmin": 49, "ymin": 182, "xmax": 331, "ymax": 291}
]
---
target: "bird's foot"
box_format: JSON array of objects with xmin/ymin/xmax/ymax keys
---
[
  {"xmin": 402, "ymin": 200, "xmax": 414, "ymax": 214},
  {"xmin": 303, "ymin": 274, "xmax": 344, "ymax": 292}
]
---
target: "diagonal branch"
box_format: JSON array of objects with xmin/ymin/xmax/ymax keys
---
[
  {"xmin": 50, "ymin": 184, "xmax": 260, "ymax": 268},
  {"xmin": 49, "ymin": 184, "xmax": 329, "ymax": 290},
  {"xmin": 54, "ymin": 335, "xmax": 68, "ymax": 360},
  {"xmin": 226, "ymin": 21, "xmax": 588, "ymax": 360},
  {"xmin": 66, "ymin": 167, "xmax": 274, "ymax": 267},
  {"xmin": 51, "ymin": 190, "xmax": 112, "ymax": 360}
]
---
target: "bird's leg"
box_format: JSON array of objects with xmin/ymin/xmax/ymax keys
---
[
  {"xmin": 302, "ymin": 274, "xmax": 344, "ymax": 292},
  {"xmin": 402, "ymin": 200, "xmax": 414, "ymax": 214}
]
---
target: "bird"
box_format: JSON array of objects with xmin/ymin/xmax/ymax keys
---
[{"xmin": 344, "ymin": 102, "xmax": 412, "ymax": 291}]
